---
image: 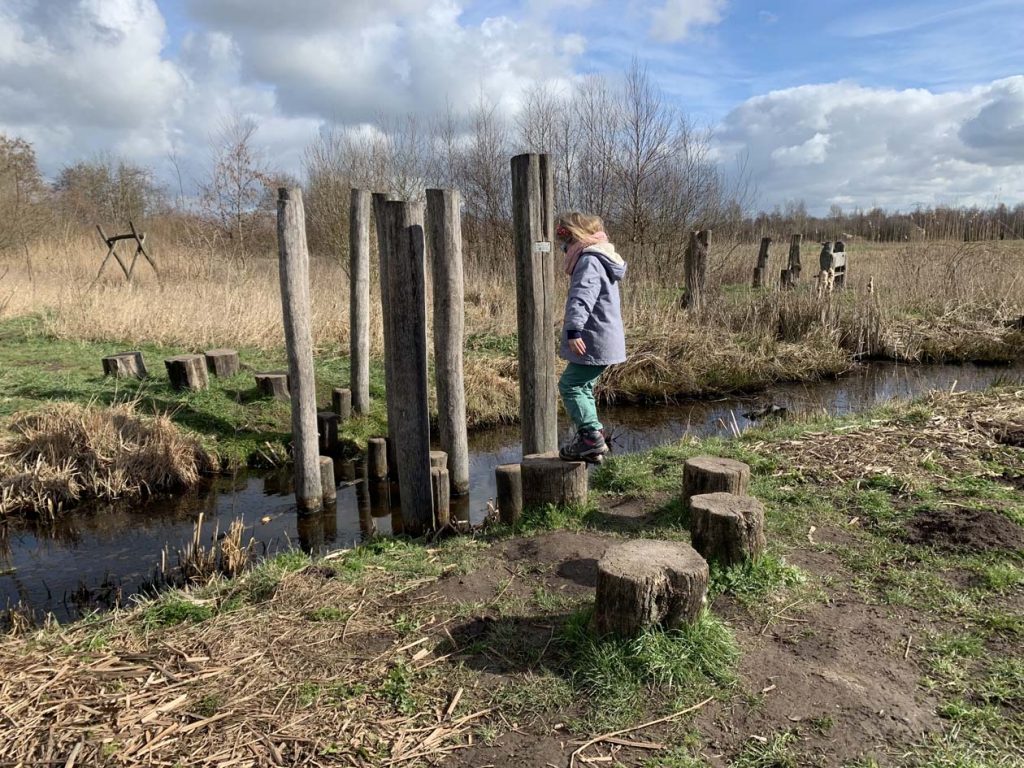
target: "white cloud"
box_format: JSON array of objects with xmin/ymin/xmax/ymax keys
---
[
  {"xmin": 717, "ymin": 77, "xmax": 1024, "ymax": 212},
  {"xmin": 650, "ymin": 0, "xmax": 728, "ymax": 42}
]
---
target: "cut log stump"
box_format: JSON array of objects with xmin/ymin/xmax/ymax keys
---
[
  {"xmin": 682, "ymin": 456, "xmax": 750, "ymax": 509},
  {"xmin": 367, "ymin": 437, "xmax": 389, "ymax": 481},
  {"xmin": 332, "ymin": 387, "xmax": 352, "ymax": 422},
  {"xmin": 102, "ymin": 351, "xmax": 147, "ymax": 379},
  {"xmin": 164, "ymin": 355, "xmax": 209, "ymax": 391},
  {"xmin": 431, "ymin": 466, "xmax": 450, "ymax": 528},
  {"xmin": 495, "ymin": 464, "xmax": 523, "ymax": 525},
  {"xmin": 521, "ymin": 451, "xmax": 587, "ymax": 509},
  {"xmin": 594, "ymin": 539, "xmax": 709, "ymax": 637},
  {"xmin": 430, "ymin": 450, "xmax": 448, "ymax": 470},
  {"xmin": 319, "ymin": 456, "xmax": 337, "ymax": 502},
  {"xmin": 317, "ymin": 411, "xmax": 340, "ymax": 452},
  {"xmin": 689, "ymin": 492, "xmax": 766, "ymax": 566},
  {"xmin": 255, "ymin": 372, "xmax": 290, "ymax": 401},
  {"xmin": 204, "ymin": 348, "xmax": 240, "ymax": 378}
]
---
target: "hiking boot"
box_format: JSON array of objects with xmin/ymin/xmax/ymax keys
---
[{"xmin": 559, "ymin": 428, "xmax": 608, "ymax": 462}]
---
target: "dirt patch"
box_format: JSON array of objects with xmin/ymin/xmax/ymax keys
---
[
  {"xmin": 993, "ymin": 423, "xmax": 1024, "ymax": 447},
  {"xmin": 904, "ymin": 507, "xmax": 1024, "ymax": 553}
]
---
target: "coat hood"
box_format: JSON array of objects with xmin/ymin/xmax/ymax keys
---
[{"xmin": 581, "ymin": 242, "xmax": 627, "ymax": 283}]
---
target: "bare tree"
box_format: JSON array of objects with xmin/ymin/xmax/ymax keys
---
[{"xmin": 0, "ymin": 134, "xmax": 48, "ymax": 276}]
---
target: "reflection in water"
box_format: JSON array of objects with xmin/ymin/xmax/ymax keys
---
[{"xmin": 2, "ymin": 361, "xmax": 1022, "ymax": 622}]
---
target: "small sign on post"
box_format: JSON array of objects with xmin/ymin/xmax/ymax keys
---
[{"xmin": 532, "ymin": 241, "xmax": 552, "ymax": 254}]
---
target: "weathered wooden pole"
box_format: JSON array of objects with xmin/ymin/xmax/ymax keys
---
[
  {"xmin": 495, "ymin": 464, "xmax": 523, "ymax": 525},
  {"xmin": 425, "ymin": 188, "xmax": 470, "ymax": 496},
  {"xmin": 511, "ymin": 154, "xmax": 558, "ymax": 455},
  {"xmin": 373, "ymin": 192, "xmax": 399, "ymax": 478},
  {"xmin": 788, "ymin": 233, "xmax": 802, "ymax": 280},
  {"xmin": 350, "ymin": 189, "xmax": 372, "ymax": 415},
  {"xmin": 383, "ymin": 200, "xmax": 434, "ymax": 535},
  {"xmin": 277, "ymin": 187, "xmax": 322, "ymax": 512},
  {"xmin": 752, "ymin": 236, "xmax": 772, "ymax": 288},
  {"xmin": 683, "ymin": 229, "xmax": 710, "ymax": 311}
]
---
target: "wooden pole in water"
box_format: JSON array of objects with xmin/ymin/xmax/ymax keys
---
[
  {"xmin": 350, "ymin": 189, "xmax": 372, "ymax": 415},
  {"xmin": 383, "ymin": 200, "xmax": 434, "ymax": 535},
  {"xmin": 373, "ymin": 192, "xmax": 401, "ymax": 479},
  {"xmin": 426, "ymin": 188, "xmax": 470, "ymax": 496},
  {"xmin": 683, "ymin": 229, "xmax": 710, "ymax": 311},
  {"xmin": 277, "ymin": 187, "xmax": 322, "ymax": 512},
  {"xmin": 511, "ymin": 153, "xmax": 558, "ymax": 456}
]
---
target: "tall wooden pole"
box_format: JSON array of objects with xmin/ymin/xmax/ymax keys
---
[
  {"xmin": 349, "ymin": 189, "xmax": 371, "ymax": 415},
  {"xmin": 383, "ymin": 200, "xmax": 434, "ymax": 535},
  {"xmin": 683, "ymin": 229, "xmax": 709, "ymax": 311},
  {"xmin": 788, "ymin": 233, "xmax": 802, "ymax": 280},
  {"xmin": 511, "ymin": 153, "xmax": 557, "ymax": 456},
  {"xmin": 753, "ymin": 236, "xmax": 772, "ymax": 288},
  {"xmin": 372, "ymin": 192, "xmax": 399, "ymax": 476},
  {"xmin": 276, "ymin": 187, "xmax": 322, "ymax": 512},
  {"xmin": 426, "ymin": 189, "xmax": 470, "ymax": 496}
]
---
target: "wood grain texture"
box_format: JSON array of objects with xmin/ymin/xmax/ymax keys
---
[
  {"xmin": 349, "ymin": 189, "xmax": 372, "ymax": 415},
  {"xmin": 682, "ymin": 456, "xmax": 750, "ymax": 510},
  {"xmin": 495, "ymin": 464, "xmax": 523, "ymax": 525},
  {"xmin": 521, "ymin": 451, "xmax": 587, "ymax": 509},
  {"xmin": 164, "ymin": 355, "xmax": 208, "ymax": 391},
  {"xmin": 683, "ymin": 229, "xmax": 710, "ymax": 311},
  {"xmin": 102, "ymin": 351, "xmax": 147, "ymax": 379},
  {"xmin": 204, "ymin": 349, "xmax": 239, "ymax": 378},
  {"xmin": 689, "ymin": 492, "xmax": 766, "ymax": 566}
]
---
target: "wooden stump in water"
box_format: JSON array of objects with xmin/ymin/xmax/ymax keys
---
[
  {"xmin": 367, "ymin": 437, "xmax": 388, "ymax": 481},
  {"xmin": 430, "ymin": 450, "xmax": 448, "ymax": 470},
  {"xmin": 102, "ymin": 351, "xmax": 147, "ymax": 379},
  {"xmin": 682, "ymin": 456, "xmax": 750, "ymax": 509},
  {"xmin": 204, "ymin": 348, "xmax": 240, "ymax": 378},
  {"xmin": 689, "ymin": 492, "xmax": 766, "ymax": 566},
  {"xmin": 255, "ymin": 372, "xmax": 290, "ymax": 400},
  {"xmin": 332, "ymin": 388, "xmax": 352, "ymax": 422},
  {"xmin": 317, "ymin": 411, "xmax": 340, "ymax": 452},
  {"xmin": 165, "ymin": 355, "xmax": 209, "ymax": 391},
  {"xmin": 431, "ymin": 467, "xmax": 450, "ymax": 528},
  {"xmin": 319, "ymin": 456, "xmax": 337, "ymax": 502},
  {"xmin": 594, "ymin": 539, "xmax": 708, "ymax": 637},
  {"xmin": 495, "ymin": 464, "xmax": 523, "ymax": 524},
  {"xmin": 521, "ymin": 451, "xmax": 587, "ymax": 509}
]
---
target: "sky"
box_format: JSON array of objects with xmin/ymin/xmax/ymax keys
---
[{"xmin": 0, "ymin": 0, "xmax": 1022, "ymax": 213}]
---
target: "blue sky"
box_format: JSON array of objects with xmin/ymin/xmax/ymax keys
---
[{"xmin": 1, "ymin": 0, "xmax": 1022, "ymax": 211}]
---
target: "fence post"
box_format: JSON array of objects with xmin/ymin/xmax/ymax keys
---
[
  {"xmin": 349, "ymin": 189, "xmax": 372, "ymax": 415},
  {"xmin": 683, "ymin": 229, "xmax": 710, "ymax": 311},
  {"xmin": 788, "ymin": 233, "xmax": 802, "ymax": 280},
  {"xmin": 426, "ymin": 189, "xmax": 470, "ymax": 496},
  {"xmin": 752, "ymin": 236, "xmax": 771, "ymax": 288},
  {"xmin": 511, "ymin": 153, "xmax": 558, "ymax": 456},
  {"xmin": 276, "ymin": 187, "xmax": 322, "ymax": 512},
  {"xmin": 383, "ymin": 200, "xmax": 434, "ymax": 534},
  {"xmin": 372, "ymin": 192, "xmax": 399, "ymax": 478}
]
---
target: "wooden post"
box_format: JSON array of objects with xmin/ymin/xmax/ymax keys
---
[
  {"xmin": 788, "ymin": 234, "xmax": 802, "ymax": 280},
  {"xmin": 430, "ymin": 450, "xmax": 448, "ymax": 470},
  {"xmin": 511, "ymin": 154, "xmax": 557, "ymax": 456},
  {"xmin": 164, "ymin": 355, "xmax": 208, "ymax": 391},
  {"xmin": 682, "ymin": 456, "xmax": 750, "ymax": 510},
  {"xmin": 780, "ymin": 269, "xmax": 793, "ymax": 290},
  {"xmin": 426, "ymin": 188, "xmax": 470, "ymax": 496},
  {"xmin": 204, "ymin": 349, "xmax": 240, "ymax": 377},
  {"xmin": 495, "ymin": 464, "xmax": 523, "ymax": 525},
  {"xmin": 431, "ymin": 467, "xmax": 451, "ymax": 528},
  {"xmin": 367, "ymin": 437, "xmax": 388, "ymax": 481},
  {"xmin": 255, "ymin": 372, "xmax": 289, "ymax": 400},
  {"xmin": 332, "ymin": 387, "xmax": 352, "ymax": 422},
  {"xmin": 683, "ymin": 229, "xmax": 710, "ymax": 311},
  {"xmin": 350, "ymin": 189, "xmax": 372, "ymax": 415},
  {"xmin": 317, "ymin": 411, "xmax": 340, "ymax": 452},
  {"xmin": 594, "ymin": 540, "xmax": 709, "ymax": 637},
  {"xmin": 277, "ymin": 187, "xmax": 322, "ymax": 512},
  {"xmin": 102, "ymin": 351, "xmax": 147, "ymax": 379},
  {"xmin": 319, "ymin": 456, "xmax": 337, "ymax": 503},
  {"xmin": 383, "ymin": 200, "xmax": 433, "ymax": 535},
  {"xmin": 522, "ymin": 451, "xmax": 588, "ymax": 508},
  {"xmin": 689, "ymin": 492, "xmax": 766, "ymax": 566},
  {"xmin": 752, "ymin": 237, "xmax": 772, "ymax": 288},
  {"xmin": 373, "ymin": 192, "xmax": 400, "ymax": 478}
]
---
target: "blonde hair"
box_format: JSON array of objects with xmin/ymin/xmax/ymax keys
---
[{"xmin": 557, "ymin": 212, "xmax": 604, "ymax": 242}]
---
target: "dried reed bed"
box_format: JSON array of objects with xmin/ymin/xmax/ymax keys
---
[{"xmin": 0, "ymin": 401, "xmax": 216, "ymax": 519}]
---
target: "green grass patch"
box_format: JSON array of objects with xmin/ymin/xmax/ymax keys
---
[{"xmin": 141, "ymin": 596, "xmax": 214, "ymax": 629}]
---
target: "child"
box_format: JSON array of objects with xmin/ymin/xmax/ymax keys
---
[{"xmin": 556, "ymin": 212, "xmax": 627, "ymax": 462}]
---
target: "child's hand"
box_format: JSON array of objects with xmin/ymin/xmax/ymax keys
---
[{"xmin": 569, "ymin": 338, "xmax": 587, "ymax": 356}]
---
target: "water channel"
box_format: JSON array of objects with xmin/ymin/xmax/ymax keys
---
[{"xmin": 3, "ymin": 361, "xmax": 1022, "ymax": 622}]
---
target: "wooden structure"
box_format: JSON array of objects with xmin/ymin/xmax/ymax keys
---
[
  {"xmin": 255, "ymin": 372, "xmax": 289, "ymax": 400},
  {"xmin": 495, "ymin": 464, "xmax": 523, "ymax": 524},
  {"xmin": 164, "ymin": 355, "xmax": 208, "ymax": 391},
  {"xmin": 682, "ymin": 456, "xmax": 750, "ymax": 509},
  {"xmin": 521, "ymin": 451, "xmax": 587, "ymax": 509},
  {"xmin": 426, "ymin": 188, "xmax": 471, "ymax": 495},
  {"xmin": 319, "ymin": 456, "xmax": 337, "ymax": 503},
  {"xmin": 819, "ymin": 241, "xmax": 847, "ymax": 290},
  {"xmin": 277, "ymin": 187, "xmax": 322, "ymax": 512},
  {"xmin": 372, "ymin": 192, "xmax": 401, "ymax": 478},
  {"xmin": 431, "ymin": 467, "xmax": 451, "ymax": 528},
  {"xmin": 689, "ymin": 492, "xmax": 766, "ymax": 566},
  {"xmin": 594, "ymin": 540, "xmax": 709, "ymax": 636},
  {"xmin": 102, "ymin": 351, "xmax": 147, "ymax": 379},
  {"xmin": 332, "ymin": 388, "xmax": 352, "ymax": 422},
  {"xmin": 752, "ymin": 237, "xmax": 772, "ymax": 288},
  {"xmin": 367, "ymin": 437, "xmax": 389, "ymax": 481},
  {"xmin": 511, "ymin": 154, "xmax": 558, "ymax": 456},
  {"xmin": 94, "ymin": 221, "xmax": 158, "ymax": 284},
  {"xmin": 787, "ymin": 233, "xmax": 802, "ymax": 281},
  {"xmin": 682, "ymin": 229, "xmax": 710, "ymax": 311},
  {"xmin": 349, "ymin": 189, "xmax": 372, "ymax": 415},
  {"xmin": 204, "ymin": 349, "xmax": 239, "ymax": 378},
  {"xmin": 430, "ymin": 451, "xmax": 448, "ymax": 470},
  {"xmin": 317, "ymin": 411, "xmax": 340, "ymax": 452}
]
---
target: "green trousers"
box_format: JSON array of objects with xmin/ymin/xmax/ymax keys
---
[{"xmin": 559, "ymin": 363, "xmax": 607, "ymax": 432}]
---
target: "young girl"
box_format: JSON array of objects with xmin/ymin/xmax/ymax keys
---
[{"xmin": 556, "ymin": 212, "xmax": 627, "ymax": 462}]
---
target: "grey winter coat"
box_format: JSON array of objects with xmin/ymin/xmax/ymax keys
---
[{"xmin": 560, "ymin": 243, "xmax": 628, "ymax": 366}]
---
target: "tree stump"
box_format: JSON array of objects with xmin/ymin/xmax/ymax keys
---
[
  {"xmin": 204, "ymin": 348, "xmax": 240, "ymax": 377},
  {"xmin": 319, "ymin": 456, "xmax": 337, "ymax": 502},
  {"xmin": 317, "ymin": 411, "xmax": 340, "ymax": 452},
  {"xmin": 332, "ymin": 387, "xmax": 352, "ymax": 422},
  {"xmin": 255, "ymin": 372, "xmax": 290, "ymax": 400},
  {"xmin": 594, "ymin": 540, "xmax": 708, "ymax": 637},
  {"xmin": 102, "ymin": 351, "xmax": 147, "ymax": 379},
  {"xmin": 431, "ymin": 467, "xmax": 450, "ymax": 528},
  {"xmin": 689, "ymin": 492, "xmax": 766, "ymax": 566},
  {"xmin": 682, "ymin": 456, "xmax": 750, "ymax": 509},
  {"xmin": 521, "ymin": 451, "xmax": 587, "ymax": 508},
  {"xmin": 495, "ymin": 464, "xmax": 523, "ymax": 525},
  {"xmin": 367, "ymin": 437, "xmax": 388, "ymax": 481},
  {"xmin": 164, "ymin": 355, "xmax": 209, "ymax": 391},
  {"xmin": 430, "ymin": 450, "xmax": 448, "ymax": 470}
]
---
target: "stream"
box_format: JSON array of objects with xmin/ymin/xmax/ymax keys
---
[{"xmin": 3, "ymin": 361, "xmax": 1022, "ymax": 623}]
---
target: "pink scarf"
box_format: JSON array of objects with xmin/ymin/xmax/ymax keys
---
[{"xmin": 564, "ymin": 231, "xmax": 609, "ymax": 275}]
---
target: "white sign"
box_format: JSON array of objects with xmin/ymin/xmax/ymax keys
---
[{"xmin": 532, "ymin": 241, "xmax": 552, "ymax": 254}]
